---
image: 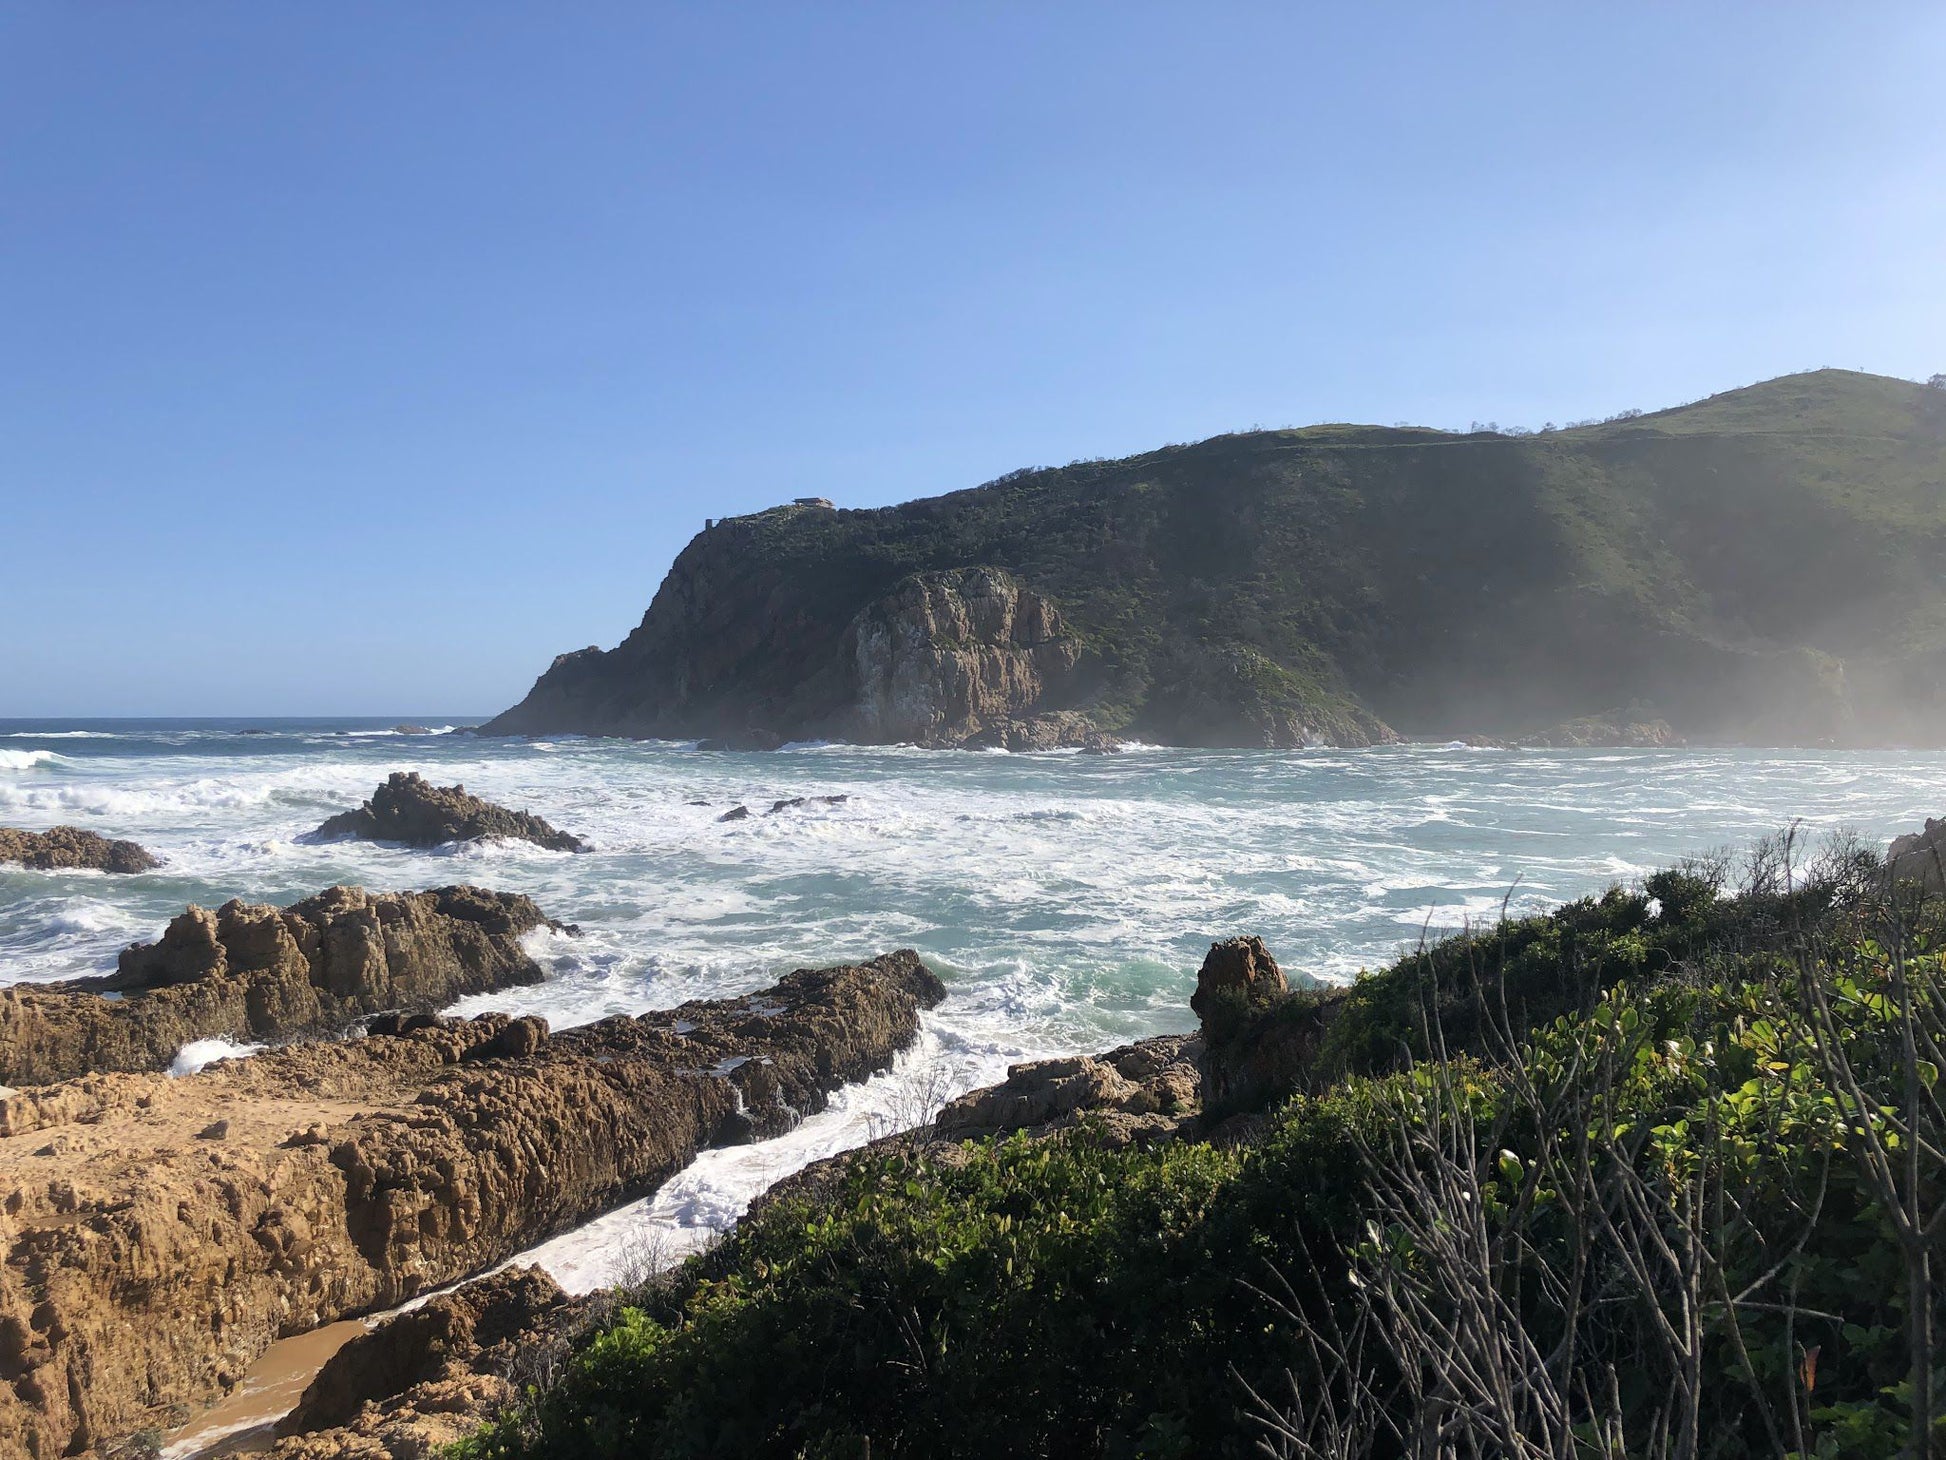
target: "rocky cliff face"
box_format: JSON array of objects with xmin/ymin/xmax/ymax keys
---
[
  {"xmin": 0, "ymin": 885, "xmax": 553, "ymax": 1087},
  {"xmin": 0, "ymin": 950, "xmax": 943, "ymax": 1457},
  {"xmin": 844, "ymin": 567, "xmax": 1085, "ymax": 746}
]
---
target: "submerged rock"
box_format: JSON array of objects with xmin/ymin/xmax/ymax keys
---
[
  {"xmin": 958, "ymin": 711, "xmax": 1123, "ymax": 753},
  {"xmin": 0, "ymin": 884, "xmax": 555, "ymax": 1087},
  {"xmin": 0, "ymin": 950, "xmax": 944, "ymax": 1457},
  {"xmin": 697, "ymin": 728, "xmax": 787, "ymax": 752},
  {"xmin": 0, "ymin": 825, "xmax": 160, "ymax": 873},
  {"xmin": 768, "ymin": 794, "xmax": 849, "ymax": 814},
  {"xmin": 312, "ymin": 771, "xmax": 585, "ymax": 852}
]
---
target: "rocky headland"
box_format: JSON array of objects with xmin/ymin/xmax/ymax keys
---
[
  {"xmin": 0, "ymin": 949, "xmax": 943, "ymax": 1457},
  {"xmin": 0, "ymin": 885, "xmax": 555, "ymax": 1087},
  {"xmin": 481, "ymin": 372, "xmax": 1946, "ymax": 750},
  {"xmin": 0, "ymin": 826, "xmax": 160, "ymax": 874},
  {"xmin": 312, "ymin": 773, "xmax": 585, "ymax": 852}
]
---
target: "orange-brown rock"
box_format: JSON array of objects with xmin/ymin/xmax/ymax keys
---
[
  {"xmin": 0, "ymin": 885, "xmax": 554, "ymax": 1088},
  {"xmin": 935, "ymin": 1035, "xmax": 1201, "ymax": 1145},
  {"xmin": 0, "ymin": 949, "xmax": 943, "ymax": 1457},
  {"xmin": 269, "ymin": 1266, "xmax": 583, "ymax": 1459},
  {"xmin": 0, "ymin": 825, "xmax": 159, "ymax": 873}
]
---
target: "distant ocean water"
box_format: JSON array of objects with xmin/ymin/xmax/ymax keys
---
[{"xmin": 6, "ymin": 717, "xmax": 1945, "ymax": 1295}]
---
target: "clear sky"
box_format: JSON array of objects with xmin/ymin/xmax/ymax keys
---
[{"xmin": 3, "ymin": 3, "xmax": 1943, "ymax": 716}]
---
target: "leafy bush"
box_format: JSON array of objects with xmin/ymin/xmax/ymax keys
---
[{"xmin": 463, "ymin": 856, "xmax": 1944, "ymax": 1459}]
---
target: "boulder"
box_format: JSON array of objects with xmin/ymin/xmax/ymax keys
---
[
  {"xmin": 0, "ymin": 826, "xmax": 160, "ymax": 873},
  {"xmin": 1189, "ymin": 936, "xmax": 1288, "ymax": 1028},
  {"xmin": 0, "ymin": 885, "xmax": 556, "ymax": 1087},
  {"xmin": 1889, "ymin": 817, "xmax": 1946, "ymax": 892},
  {"xmin": 312, "ymin": 772, "xmax": 585, "ymax": 852},
  {"xmin": 936, "ymin": 1035, "xmax": 1201, "ymax": 1146},
  {"xmin": 1190, "ymin": 937, "xmax": 1333, "ymax": 1115}
]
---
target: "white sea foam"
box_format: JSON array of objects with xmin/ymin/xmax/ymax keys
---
[
  {"xmin": 505, "ymin": 1023, "xmax": 1013, "ymax": 1292},
  {"xmin": 169, "ymin": 1038, "xmax": 265, "ymax": 1076}
]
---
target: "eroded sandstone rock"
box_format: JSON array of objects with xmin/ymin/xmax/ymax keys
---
[
  {"xmin": 845, "ymin": 567, "xmax": 1090, "ymax": 748},
  {"xmin": 0, "ymin": 885, "xmax": 554, "ymax": 1087},
  {"xmin": 1191, "ymin": 936, "xmax": 1336, "ymax": 1115},
  {"xmin": 313, "ymin": 772, "xmax": 585, "ymax": 852},
  {"xmin": 936, "ymin": 1035, "xmax": 1201, "ymax": 1146},
  {"xmin": 271, "ymin": 1266, "xmax": 581, "ymax": 1457},
  {"xmin": 0, "ymin": 950, "xmax": 943, "ymax": 1457},
  {"xmin": 0, "ymin": 825, "xmax": 160, "ymax": 873}
]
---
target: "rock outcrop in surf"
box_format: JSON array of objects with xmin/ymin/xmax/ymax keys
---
[
  {"xmin": 312, "ymin": 771, "xmax": 586, "ymax": 852},
  {"xmin": 0, "ymin": 825, "xmax": 160, "ymax": 873},
  {"xmin": 0, "ymin": 950, "xmax": 944, "ymax": 1457},
  {"xmin": 0, "ymin": 884, "xmax": 554, "ymax": 1087}
]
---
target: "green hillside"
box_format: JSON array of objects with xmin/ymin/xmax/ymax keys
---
[{"xmin": 485, "ymin": 370, "xmax": 1946, "ymax": 746}]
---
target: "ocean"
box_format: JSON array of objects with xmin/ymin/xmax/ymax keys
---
[{"xmin": 5, "ymin": 717, "xmax": 1943, "ymax": 1295}]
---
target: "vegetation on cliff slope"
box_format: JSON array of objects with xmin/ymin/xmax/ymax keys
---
[
  {"xmin": 460, "ymin": 836, "xmax": 1946, "ymax": 1458},
  {"xmin": 487, "ymin": 370, "xmax": 1946, "ymax": 746}
]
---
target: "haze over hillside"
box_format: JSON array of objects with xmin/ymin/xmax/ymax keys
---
[{"xmin": 486, "ymin": 370, "xmax": 1946, "ymax": 749}]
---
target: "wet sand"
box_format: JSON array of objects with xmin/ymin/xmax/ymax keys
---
[{"xmin": 161, "ymin": 1318, "xmax": 372, "ymax": 1459}]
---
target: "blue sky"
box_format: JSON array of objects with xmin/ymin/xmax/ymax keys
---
[{"xmin": 3, "ymin": 3, "xmax": 1943, "ymax": 716}]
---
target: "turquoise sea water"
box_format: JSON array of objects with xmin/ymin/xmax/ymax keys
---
[{"xmin": 7, "ymin": 718, "xmax": 1945, "ymax": 1298}]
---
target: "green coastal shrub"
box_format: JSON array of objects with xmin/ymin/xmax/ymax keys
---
[{"xmin": 461, "ymin": 856, "xmax": 1944, "ymax": 1459}]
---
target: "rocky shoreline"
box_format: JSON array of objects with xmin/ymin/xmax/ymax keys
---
[
  {"xmin": 0, "ymin": 950, "xmax": 943, "ymax": 1457},
  {"xmin": 0, "ymin": 885, "xmax": 555, "ymax": 1087},
  {"xmin": 256, "ymin": 940, "xmax": 1283, "ymax": 1459}
]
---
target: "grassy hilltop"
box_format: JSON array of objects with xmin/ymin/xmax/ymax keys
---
[{"xmin": 486, "ymin": 371, "xmax": 1946, "ymax": 746}]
